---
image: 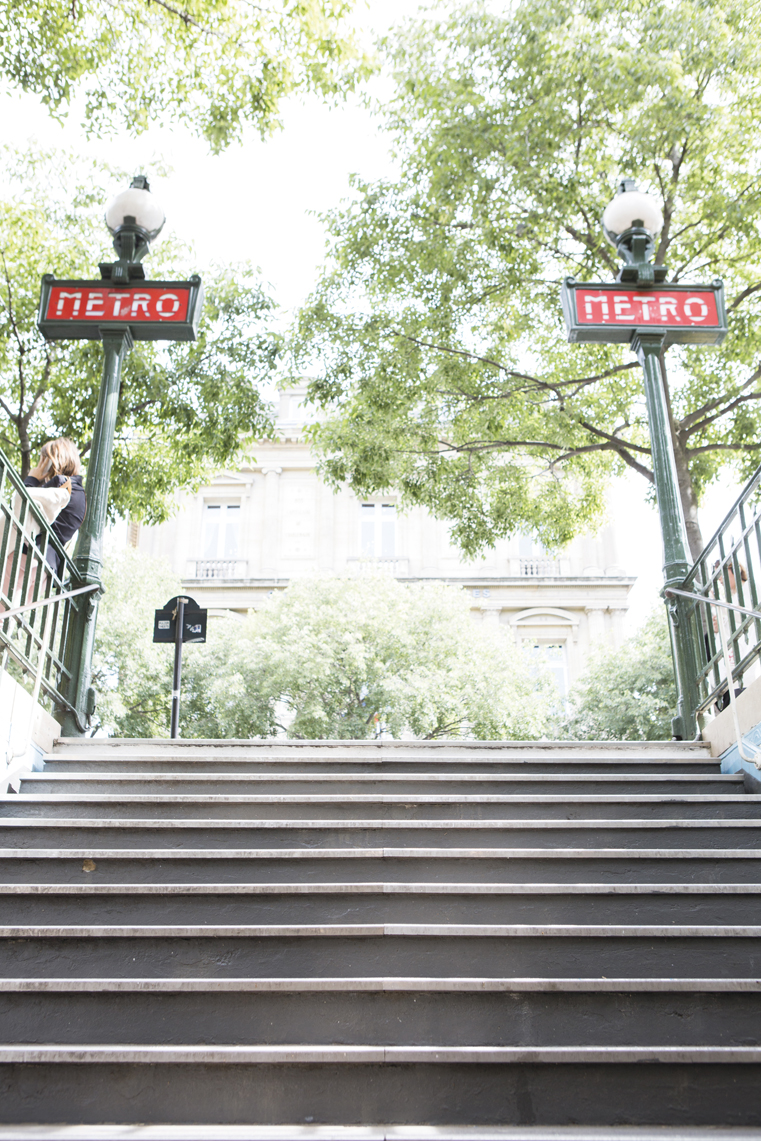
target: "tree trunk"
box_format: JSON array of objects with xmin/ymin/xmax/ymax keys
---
[
  {"xmin": 672, "ymin": 430, "xmax": 704, "ymax": 563},
  {"xmin": 659, "ymin": 350, "xmax": 704, "ymax": 563},
  {"xmin": 19, "ymin": 432, "xmax": 31, "ymax": 479}
]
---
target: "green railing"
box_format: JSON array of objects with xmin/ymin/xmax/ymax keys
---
[
  {"xmin": 677, "ymin": 464, "xmax": 761, "ymax": 722},
  {"xmin": 0, "ymin": 446, "xmax": 94, "ymax": 729}
]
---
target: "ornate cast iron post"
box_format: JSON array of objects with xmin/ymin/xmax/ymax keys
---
[
  {"xmin": 37, "ymin": 176, "xmax": 204, "ymax": 736},
  {"xmin": 561, "ymin": 180, "xmax": 728, "ymax": 739}
]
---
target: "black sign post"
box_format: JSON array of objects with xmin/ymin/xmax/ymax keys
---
[{"xmin": 153, "ymin": 595, "xmax": 207, "ymax": 738}]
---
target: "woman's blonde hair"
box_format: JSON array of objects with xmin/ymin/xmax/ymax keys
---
[{"xmin": 44, "ymin": 437, "xmax": 81, "ymax": 478}]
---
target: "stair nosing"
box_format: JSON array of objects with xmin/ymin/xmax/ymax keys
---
[
  {"xmin": 1, "ymin": 846, "xmax": 759, "ymax": 858},
  {"xmin": 0, "ymin": 975, "xmax": 758, "ymax": 992},
  {"xmin": 2, "ymin": 794, "xmax": 754, "ymax": 804},
  {"xmin": 2, "ymin": 923, "xmax": 760, "ymax": 937},
  {"xmin": 0, "ymin": 1122, "xmax": 753, "ymax": 1140},
  {"xmin": 39, "ymin": 757, "xmax": 720, "ymax": 766},
  {"xmin": 1, "ymin": 817, "xmax": 758, "ymax": 829},
  {"xmin": 0, "ymin": 1044, "xmax": 757, "ymax": 1063},
  {"xmin": 21, "ymin": 774, "xmax": 739, "ymax": 784},
  {"xmin": 3, "ymin": 881, "xmax": 759, "ymax": 894}
]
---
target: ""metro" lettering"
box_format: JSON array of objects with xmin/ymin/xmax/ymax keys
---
[
  {"xmin": 575, "ymin": 287, "xmax": 719, "ymax": 328},
  {"xmin": 46, "ymin": 285, "xmax": 191, "ymax": 323}
]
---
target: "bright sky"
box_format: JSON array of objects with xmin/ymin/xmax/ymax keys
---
[{"xmin": 0, "ymin": 0, "xmax": 745, "ymax": 636}]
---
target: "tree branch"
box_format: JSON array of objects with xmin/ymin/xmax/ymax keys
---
[
  {"xmin": 728, "ymin": 281, "xmax": 761, "ymax": 312},
  {"xmin": 577, "ymin": 419, "xmax": 652, "ymax": 455},
  {"xmin": 681, "ymin": 390, "xmax": 761, "ymax": 439},
  {"xmin": 394, "ymin": 330, "xmax": 639, "ymax": 398},
  {"xmin": 687, "ymin": 442, "xmax": 761, "ymax": 455},
  {"xmin": 677, "ymin": 366, "xmax": 761, "ymax": 433},
  {"xmin": 0, "ymin": 394, "xmax": 19, "ymax": 424}
]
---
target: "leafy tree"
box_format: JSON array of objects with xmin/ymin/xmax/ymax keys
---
[
  {"xmin": 296, "ymin": 0, "xmax": 761, "ymax": 560},
  {"xmin": 91, "ymin": 545, "xmax": 180, "ymax": 737},
  {"xmin": 0, "ymin": 148, "xmax": 277, "ymax": 522},
  {"xmin": 560, "ymin": 609, "xmax": 677, "ymax": 741},
  {"xmin": 93, "ymin": 555, "xmax": 555, "ymax": 739},
  {"xmin": 0, "ymin": 0, "xmax": 366, "ymax": 151}
]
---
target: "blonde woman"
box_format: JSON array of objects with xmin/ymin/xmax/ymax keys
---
[{"xmin": 23, "ymin": 438, "xmax": 86, "ymax": 575}]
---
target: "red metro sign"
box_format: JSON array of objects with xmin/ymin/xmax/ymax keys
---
[
  {"xmin": 37, "ymin": 275, "xmax": 204, "ymax": 342},
  {"xmin": 561, "ymin": 279, "xmax": 727, "ymax": 347},
  {"xmin": 48, "ymin": 284, "xmax": 190, "ymax": 322}
]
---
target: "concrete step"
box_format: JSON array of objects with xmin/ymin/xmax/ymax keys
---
[
  {"xmin": 39, "ymin": 758, "xmax": 724, "ymax": 774},
  {"xmin": 1, "ymin": 980, "xmax": 760, "ymax": 1045},
  {"xmin": 0, "ymin": 883, "xmax": 759, "ymax": 924},
  {"xmin": 1, "ymin": 850, "xmax": 760, "ymax": 884},
  {"xmin": 48, "ymin": 738, "xmax": 713, "ymax": 760},
  {"xmin": 0, "ymin": 929, "xmax": 759, "ymax": 979},
  {"xmin": 2, "ymin": 735, "xmax": 753, "ymax": 1132},
  {"xmin": 0, "ymin": 1048, "xmax": 759, "ymax": 1126},
  {"xmin": 2, "ymin": 820, "xmax": 760, "ymax": 850},
  {"xmin": 18, "ymin": 776, "xmax": 743, "ymax": 799},
  {"xmin": 0, "ymin": 1127, "xmax": 758, "ymax": 1141},
  {"xmin": 3, "ymin": 796, "xmax": 759, "ymax": 821}
]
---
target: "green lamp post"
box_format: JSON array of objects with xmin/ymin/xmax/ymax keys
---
[
  {"xmin": 561, "ymin": 180, "xmax": 728, "ymax": 740},
  {"xmin": 58, "ymin": 177, "xmax": 166, "ymax": 735},
  {"xmin": 602, "ymin": 182, "xmax": 700, "ymax": 739},
  {"xmin": 38, "ymin": 179, "xmax": 203, "ymax": 736}
]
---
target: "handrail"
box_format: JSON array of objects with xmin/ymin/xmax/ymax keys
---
[
  {"xmin": 687, "ymin": 465, "xmax": 761, "ymax": 575},
  {"xmin": 666, "ymin": 586, "xmax": 761, "ymax": 623},
  {"xmin": 678, "ymin": 459, "xmax": 761, "ymax": 735},
  {"xmin": 1, "ymin": 581, "xmax": 101, "ymax": 793},
  {"xmin": 666, "ymin": 586, "xmax": 761, "ymax": 768},
  {"xmin": 1, "ymin": 583, "xmax": 99, "ymax": 623},
  {"xmin": 0, "ymin": 445, "xmax": 92, "ymax": 748}
]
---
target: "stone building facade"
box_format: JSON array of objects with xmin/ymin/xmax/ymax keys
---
[{"xmin": 134, "ymin": 388, "xmax": 635, "ymax": 694}]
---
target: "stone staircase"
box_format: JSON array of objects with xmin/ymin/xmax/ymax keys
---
[{"xmin": 0, "ymin": 736, "xmax": 760, "ymax": 1137}]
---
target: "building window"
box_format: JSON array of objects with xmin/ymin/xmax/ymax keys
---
[
  {"xmin": 360, "ymin": 503, "xmax": 396, "ymax": 558},
  {"xmin": 527, "ymin": 641, "xmax": 569, "ymax": 696},
  {"xmin": 203, "ymin": 503, "xmax": 241, "ymax": 560},
  {"xmin": 518, "ymin": 535, "xmax": 557, "ymax": 577}
]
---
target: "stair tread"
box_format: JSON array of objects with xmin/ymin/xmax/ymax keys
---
[
  {"xmin": 21, "ymin": 773, "xmax": 738, "ymax": 783},
  {"xmin": 40, "ymin": 757, "xmax": 722, "ymax": 766},
  {"xmin": 3, "ymin": 846, "xmax": 760, "ymax": 858},
  {"xmin": 4, "ymin": 881, "xmax": 760, "ymax": 894},
  {"xmin": 0, "ymin": 1044, "xmax": 759, "ymax": 1063},
  {"xmin": 3, "ymin": 794, "xmax": 754, "ymax": 803},
  {"xmin": 0, "ymin": 1125, "xmax": 755, "ymax": 1141},
  {"xmin": 3, "ymin": 922, "xmax": 761, "ymax": 936},
  {"xmin": 2, "ymin": 817, "xmax": 758, "ymax": 828},
  {"xmin": 1, "ymin": 975, "xmax": 760, "ymax": 991}
]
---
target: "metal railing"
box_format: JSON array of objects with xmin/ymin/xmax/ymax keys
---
[
  {"xmin": 667, "ymin": 585, "xmax": 761, "ymax": 766},
  {"xmin": 2, "ymin": 582, "xmax": 99, "ymax": 787},
  {"xmin": 677, "ymin": 463, "xmax": 761, "ymax": 727},
  {"xmin": 347, "ymin": 557, "xmax": 410, "ymax": 577},
  {"xmin": 520, "ymin": 558, "xmax": 558, "ymax": 577},
  {"xmin": 0, "ymin": 446, "xmax": 94, "ymax": 736},
  {"xmin": 190, "ymin": 559, "xmax": 248, "ymax": 579}
]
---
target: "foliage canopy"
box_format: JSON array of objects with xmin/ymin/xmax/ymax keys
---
[
  {"xmin": 91, "ymin": 546, "xmax": 181, "ymax": 737},
  {"xmin": 561, "ymin": 608, "xmax": 677, "ymax": 741},
  {"xmin": 0, "ymin": 0, "xmax": 366, "ymax": 151},
  {"xmin": 296, "ymin": 0, "xmax": 761, "ymax": 559}
]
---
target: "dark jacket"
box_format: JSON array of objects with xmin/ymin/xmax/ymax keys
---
[{"xmin": 24, "ymin": 473, "xmax": 86, "ymax": 574}]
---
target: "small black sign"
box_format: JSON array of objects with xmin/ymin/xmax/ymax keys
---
[{"xmin": 153, "ymin": 595, "xmax": 207, "ymax": 644}]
